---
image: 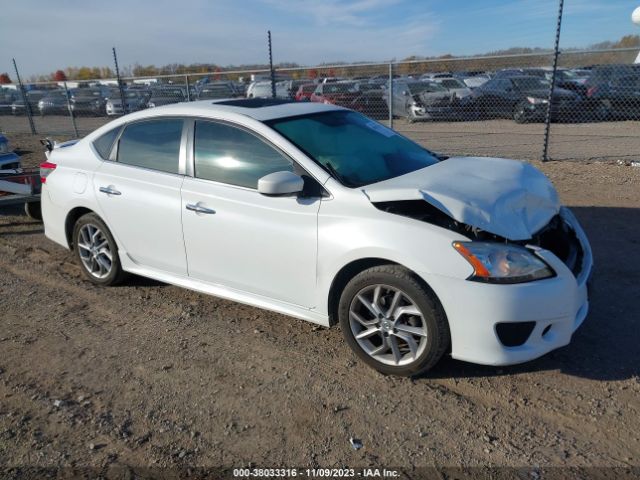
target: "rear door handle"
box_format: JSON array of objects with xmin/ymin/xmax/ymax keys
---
[
  {"xmin": 99, "ymin": 186, "xmax": 121, "ymax": 195},
  {"xmin": 186, "ymin": 203, "xmax": 216, "ymax": 215}
]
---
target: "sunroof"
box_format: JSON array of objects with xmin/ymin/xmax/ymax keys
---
[{"xmin": 215, "ymin": 98, "xmax": 294, "ymax": 108}]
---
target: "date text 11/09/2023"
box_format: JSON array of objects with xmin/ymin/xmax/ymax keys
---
[{"xmin": 233, "ymin": 468, "xmax": 400, "ymax": 477}]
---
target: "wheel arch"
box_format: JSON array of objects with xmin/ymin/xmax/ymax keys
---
[
  {"xmin": 326, "ymin": 257, "xmax": 445, "ymax": 327},
  {"xmin": 64, "ymin": 207, "xmax": 98, "ymax": 250}
]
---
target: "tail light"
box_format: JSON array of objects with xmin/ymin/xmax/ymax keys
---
[
  {"xmin": 586, "ymin": 86, "xmax": 597, "ymax": 97},
  {"xmin": 40, "ymin": 161, "xmax": 57, "ymax": 183}
]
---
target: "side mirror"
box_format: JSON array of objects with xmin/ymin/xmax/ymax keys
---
[{"xmin": 257, "ymin": 171, "xmax": 304, "ymax": 196}]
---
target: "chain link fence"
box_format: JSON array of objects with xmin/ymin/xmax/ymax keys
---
[{"xmin": 1, "ymin": 48, "xmax": 639, "ymax": 163}]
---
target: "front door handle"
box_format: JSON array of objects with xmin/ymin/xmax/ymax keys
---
[
  {"xmin": 186, "ymin": 203, "xmax": 216, "ymax": 215},
  {"xmin": 99, "ymin": 186, "xmax": 121, "ymax": 196}
]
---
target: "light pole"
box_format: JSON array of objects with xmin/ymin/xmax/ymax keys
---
[{"xmin": 633, "ymin": 6, "xmax": 640, "ymax": 63}]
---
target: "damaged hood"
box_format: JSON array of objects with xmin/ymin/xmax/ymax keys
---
[{"xmin": 362, "ymin": 156, "xmax": 560, "ymax": 240}]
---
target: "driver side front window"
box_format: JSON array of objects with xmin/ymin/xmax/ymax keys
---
[{"xmin": 193, "ymin": 120, "xmax": 294, "ymax": 189}]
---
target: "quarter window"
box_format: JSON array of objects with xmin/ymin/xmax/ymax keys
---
[
  {"xmin": 93, "ymin": 127, "xmax": 120, "ymax": 160},
  {"xmin": 117, "ymin": 119, "xmax": 183, "ymax": 174},
  {"xmin": 194, "ymin": 121, "xmax": 293, "ymax": 189}
]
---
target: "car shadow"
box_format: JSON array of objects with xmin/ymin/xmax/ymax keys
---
[{"xmin": 420, "ymin": 206, "xmax": 640, "ymax": 382}]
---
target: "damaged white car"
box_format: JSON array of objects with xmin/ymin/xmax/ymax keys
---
[{"xmin": 41, "ymin": 100, "xmax": 592, "ymax": 376}]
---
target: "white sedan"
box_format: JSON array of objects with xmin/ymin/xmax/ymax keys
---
[{"xmin": 40, "ymin": 99, "xmax": 592, "ymax": 376}]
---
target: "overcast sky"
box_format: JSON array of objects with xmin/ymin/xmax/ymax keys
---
[{"xmin": 1, "ymin": 0, "xmax": 637, "ymax": 77}]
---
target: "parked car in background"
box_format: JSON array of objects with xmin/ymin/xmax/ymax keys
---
[
  {"xmin": 349, "ymin": 90, "xmax": 388, "ymax": 119},
  {"xmin": 280, "ymin": 80, "xmax": 312, "ymax": 99},
  {"xmin": 40, "ymin": 100, "xmax": 592, "ymax": 377},
  {"xmin": 472, "ymin": 76, "xmax": 581, "ymax": 123},
  {"xmin": 554, "ymin": 68, "xmax": 591, "ymax": 97},
  {"xmin": 106, "ymin": 90, "xmax": 150, "ymax": 116},
  {"xmin": 196, "ymin": 82, "xmax": 239, "ymax": 100},
  {"xmin": 432, "ymin": 77, "xmax": 472, "ymax": 99},
  {"xmin": 0, "ymin": 133, "xmax": 21, "ymax": 171},
  {"xmin": 0, "ymin": 88, "xmax": 18, "ymax": 115},
  {"xmin": 70, "ymin": 88, "xmax": 109, "ymax": 116},
  {"xmin": 384, "ymin": 80, "xmax": 468, "ymax": 122},
  {"xmin": 12, "ymin": 90, "xmax": 47, "ymax": 115},
  {"xmin": 584, "ymin": 64, "xmax": 640, "ymax": 120},
  {"xmin": 38, "ymin": 90, "xmax": 70, "ymax": 116},
  {"xmin": 455, "ymin": 73, "xmax": 491, "ymax": 89},
  {"xmin": 246, "ymin": 81, "xmax": 290, "ymax": 99},
  {"xmin": 147, "ymin": 86, "xmax": 187, "ymax": 108},
  {"xmin": 420, "ymin": 72, "xmax": 454, "ymax": 80},
  {"xmin": 310, "ymin": 82, "xmax": 360, "ymax": 106},
  {"xmin": 295, "ymin": 84, "xmax": 316, "ymax": 101}
]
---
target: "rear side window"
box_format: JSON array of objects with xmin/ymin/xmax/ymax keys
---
[
  {"xmin": 117, "ymin": 119, "xmax": 183, "ymax": 174},
  {"xmin": 194, "ymin": 120, "xmax": 293, "ymax": 189},
  {"xmin": 93, "ymin": 127, "xmax": 121, "ymax": 160}
]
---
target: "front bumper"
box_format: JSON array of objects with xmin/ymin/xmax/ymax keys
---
[{"xmin": 421, "ymin": 208, "xmax": 593, "ymax": 366}]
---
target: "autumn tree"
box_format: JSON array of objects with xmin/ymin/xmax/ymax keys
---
[
  {"xmin": 0, "ymin": 73, "xmax": 11, "ymax": 84},
  {"xmin": 53, "ymin": 70, "xmax": 67, "ymax": 81}
]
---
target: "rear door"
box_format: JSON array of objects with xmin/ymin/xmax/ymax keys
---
[{"xmin": 93, "ymin": 118, "xmax": 188, "ymax": 275}]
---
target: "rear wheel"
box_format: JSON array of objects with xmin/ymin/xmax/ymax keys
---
[
  {"xmin": 594, "ymin": 100, "xmax": 611, "ymax": 122},
  {"xmin": 338, "ymin": 265, "xmax": 450, "ymax": 376},
  {"xmin": 72, "ymin": 213, "xmax": 127, "ymax": 286}
]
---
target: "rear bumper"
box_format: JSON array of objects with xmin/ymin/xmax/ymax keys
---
[{"xmin": 420, "ymin": 208, "xmax": 593, "ymax": 366}]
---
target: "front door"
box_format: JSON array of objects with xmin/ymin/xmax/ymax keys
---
[{"xmin": 181, "ymin": 120, "xmax": 320, "ymax": 307}]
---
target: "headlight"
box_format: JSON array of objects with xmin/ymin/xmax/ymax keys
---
[
  {"xmin": 453, "ymin": 241, "xmax": 554, "ymax": 284},
  {"xmin": 527, "ymin": 96, "xmax": 548, "ymax": 105},
  {"xmin": 147, "ymin": 102, "xmax": 155, "ymax": 107},
  {"xmin": 38, "ymin": 100, "xmax": 45, "ymax": 107}
]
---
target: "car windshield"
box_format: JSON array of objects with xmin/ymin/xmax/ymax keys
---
[
  {"xmin": 324, "ymin": 83, "xmax": 358, "ymax": 94},
  {"xmin": 152, "ymin": 89, "xmax": 183, "ymax": 97},
  {"xmin": 406, "ymin": 82, "xmax": 447, "ymax": 94},
  {"xmin": 439, "ymin": 79, "xmax": 465, "ymax": 89},
  {"xmin": 267, "ymin": 110, "xmax": 440, "ymax": 188},
  {"xmin": 512, "ymin": 77, "xmax": 549, "ymax": 90}
]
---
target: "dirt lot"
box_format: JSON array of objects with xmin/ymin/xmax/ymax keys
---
[{"xmin": 1, "ymin": 133, "xmax": 639, "ymax": 478}]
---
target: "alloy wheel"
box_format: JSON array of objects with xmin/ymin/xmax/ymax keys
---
[
  {"xmin": 76, "ymin": 223, "xmax": 113, "ymax": 279},
  {"xmin": 348, "ymin": 284, "xmax": 428, "ymax": 366}
]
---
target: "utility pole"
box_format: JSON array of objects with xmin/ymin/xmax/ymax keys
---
[
  {"xmin": 268, "ymin": 31, "xmax": 276, "ymax": 99},
  {"xmin": 542, "ymin": 0, "xmax": 564, "ymax": 162},
  {"xmin": 112, "ymin": 47, "xmax": 128, "ymax": 115}
]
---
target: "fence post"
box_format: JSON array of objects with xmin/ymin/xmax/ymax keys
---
[
  {"xmin": 185, "ymin": 74, "xmax": 191, "ymax": 102},
  {"xmin": 542, "ymin": 0, "xmax": 564, "ymax": 162},
  {"xmin": 388, "ymin": 62, "xmax": 394, "ymax": 129},
  {"xmin": 112, "ymin": 47, "xmax": 127, "ymax": 115},
  {"xmin": 62, "ymin": 81, "xmax": 79, "ymax": 138},
  {"xmin": 12, "ymin": 58, "xmax": 36, "ymax": 135},
  {"xmin": 268, "ymin": 30, "xmax": 276, "ymax": 99}
]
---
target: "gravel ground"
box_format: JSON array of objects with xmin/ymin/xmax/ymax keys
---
[{"xmin": 0, "ymin": 134, "xmax": 639, "ymax": 479}]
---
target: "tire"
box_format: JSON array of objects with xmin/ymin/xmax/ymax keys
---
[
  {"xmin": 513, "ymin": 101, "xmax": 529, "ymax": 124},
  {"xmin": 594, "ymin": 100, "xmax": 611, "ymax": 122},
  {"xmin": 24, "ymin": 201, "xmax": 42, "ymax": 221},
  {"xmin": 338, "ymin": 265, "xmax": 450, "ymax": 377},
  {"xmin": 72, "ymin": 213, "xmax": 127, "ymax": 286}
]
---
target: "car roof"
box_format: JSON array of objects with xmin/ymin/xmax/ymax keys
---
[{"xmin": 112, "ymin": 99, "xmax": 344, "ymax": 123}]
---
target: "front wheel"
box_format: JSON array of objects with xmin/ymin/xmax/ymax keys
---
[
  {"xmin": 338, "ymin": 265, "xmax": 450, "ymax": 377},
  {"xmin": 72, "ymin": 213, "xmax": 127, "ymax": 286},
  {"xmin": 513, "ymin": 101, "xmax": 530, "ymax": 123}
]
